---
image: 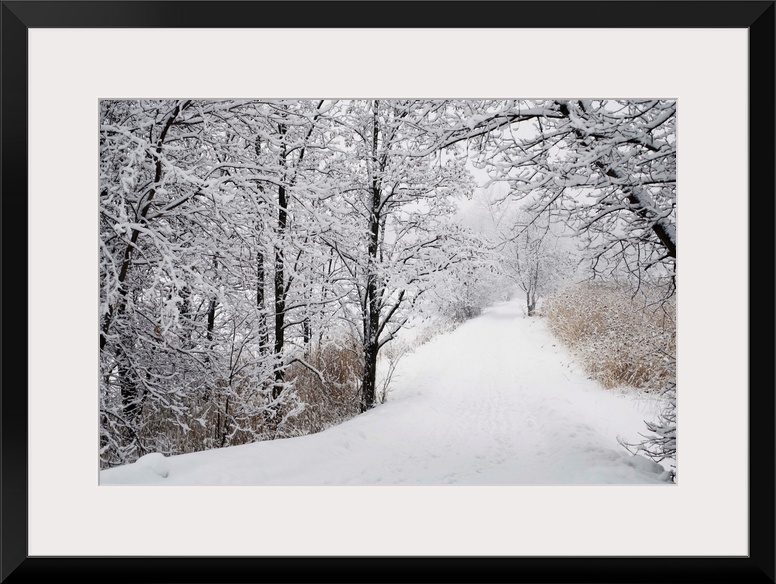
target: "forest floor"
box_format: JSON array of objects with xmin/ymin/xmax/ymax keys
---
[{"xmin": 101, "ymin": 297, "xmax": 672, "ymax": 485}]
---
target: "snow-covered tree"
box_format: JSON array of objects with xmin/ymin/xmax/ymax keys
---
[
  {"xmin": 99, "ymin": 98, "xmax": 480, "ymax": 463},
  {"xmin": 456, "ymin": 99, "xmax": 677, "ymax": 472},
  {"xmin": 99, "ymin": 100, "xmax": 342, "ymax": 464},
  {"xmin": 321, "ymin": 99, "xmax": 476, "ymax": 411},
  {"xmin": 102, "ymin": 102, "xmax": 213, "ymax": 459},
  {"xmin": 99, "ymin": 98, "xmax": 677, "ymax": 474},
  {"xmin": 458, "ymin": 99, "xmax": 676, "ymax": 293},
  {"xmin": 473, "ymin": 193, "xmax": 581, "ymax": 316}
]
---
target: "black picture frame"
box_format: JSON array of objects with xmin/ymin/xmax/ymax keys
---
[{"xmin": 2, "ymin": 1, "xmax": 773, "ymax": 582}]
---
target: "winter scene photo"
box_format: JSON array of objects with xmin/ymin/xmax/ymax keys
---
[{"xmin": 99, "ymin": 99, "xmax": 677, "ymax": 486}]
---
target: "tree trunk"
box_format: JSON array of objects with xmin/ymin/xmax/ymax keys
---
[
  {"xmin": 303, "ymin": 317, "xmax": 311, "ymax": 347},
  {"xmin": 257, "ymin": 249, "xmax": 269, "ymax": 354},
  {"xmin": 117, "ymin": 344, "xmax": 140, "ymax": 421},
  {"xmin": 272, "ymin": 124, "xmax": 288, "ymax": 400},
  {"xmin": 219, "ymin": 396, "xmax": 231, "ymax": 448},
  {"xmin": 206, "ymin": 299, "xmax": 217, "ymax": 342},
  {"xmin": 360, "ymin": 341, "xmax": 378, "ymax": 412},
  {"xmin": 360, "ymin": 101, "xmax": 382, "ymax": 413},
  {"xmin": 360, "ymin": 258, "xmax": 381, "ymax": 411}
]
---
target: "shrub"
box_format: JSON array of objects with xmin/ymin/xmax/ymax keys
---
[
  {"xmin": 618, "ymin": 377, "xmax": 677, "ymax": 481},
  {"xmin": 101, "ymin": 370, "xmax": 281, "ymax": 467},
  {"xmin": 284, "ymin": 335, "xmax": 362, "ymax": 435},
  {"xmin": 100, "ymin": 334, "xmax": 364, "ymax": 468},
  {"xmin": 376, "ymin": 339, "xmax": 411, "ymax": 404},
  {"xmin": 542, "ymin": 281, "xmax": 676, "ymax": 392}
]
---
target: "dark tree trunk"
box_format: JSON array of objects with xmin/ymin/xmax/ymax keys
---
[
  {"xmin": 272, "ymin": 124, "xmax": 288, "ymax": 400},
  {"xmin": 360, "ymin": 101, "xmax": 382, "ymax": 413},
  {"xmin": 303, "ymin": 317, "xmax": 311, "ymax": 347},
  {"xmin": 360, "ymin": 340, "xmax": 378, "ymax": 412},
  {"xmin": 257, "ymin": 249, "xmax": 269, "ymax": 354},
  {"xmin": 206, "ymin": 299, "xmax": 217, "ymax": 342},
  {"xmin": 219, "ymin": 396, "xmax": 230, "ymax": 448},
  {"xmin": 273, "ymin": 258, "xmax": 285, "ymax": 399}
]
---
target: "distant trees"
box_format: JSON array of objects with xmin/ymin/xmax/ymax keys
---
[
  {"xmin": 465, "ymin": 99, "xmax": 676, "ymax": 292},
  {"xmin": 459, "ymin": 99, "xmax": 677, "ymax": 476},
  {"xmin": 513, "ymin": 100, "xmax": 676, "ymax": 476},
  {"xmin": 477, "ymin": 195, "xmax": 580, "ymax": 316}
]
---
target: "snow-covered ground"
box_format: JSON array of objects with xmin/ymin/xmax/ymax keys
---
[{"xmin": 101, "ymin": 297, "xmax": 672, "ymax": 485}]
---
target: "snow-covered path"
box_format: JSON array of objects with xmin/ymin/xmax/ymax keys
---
[{"xmin": 101, "ymin": 298, "xmax": 670, "ymax": 485}]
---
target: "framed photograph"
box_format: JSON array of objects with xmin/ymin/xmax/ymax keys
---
[{"xmin": 5, "ymin": 1, "xmax": 773, "ymax": 582}]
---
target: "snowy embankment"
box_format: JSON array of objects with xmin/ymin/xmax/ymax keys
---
[{"xmin": 101, "ymin": 298, "xmax": 671, "ymax": 485}]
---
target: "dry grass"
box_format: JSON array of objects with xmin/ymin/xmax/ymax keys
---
[
  {"xmin": 101, "ymin": 335, "xmax": 364, "ymax": 468},
  {"xmin": 284, "ymin": 335, "xmax": 362, "ymax": 435},
  {"xmin": 101, "ymin": 318, "xmax": 471, "ymax": 468},
  {"xmin": 412, "ymin": 319, "xmax": 459, "ymax": 347},
  {"xmin": 542, "ymin": 281, "xmax": 676, "ymax": 392},
  {"xmin": 131, "ymin": 376, "xmax": 276, "ymax": 459}
]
